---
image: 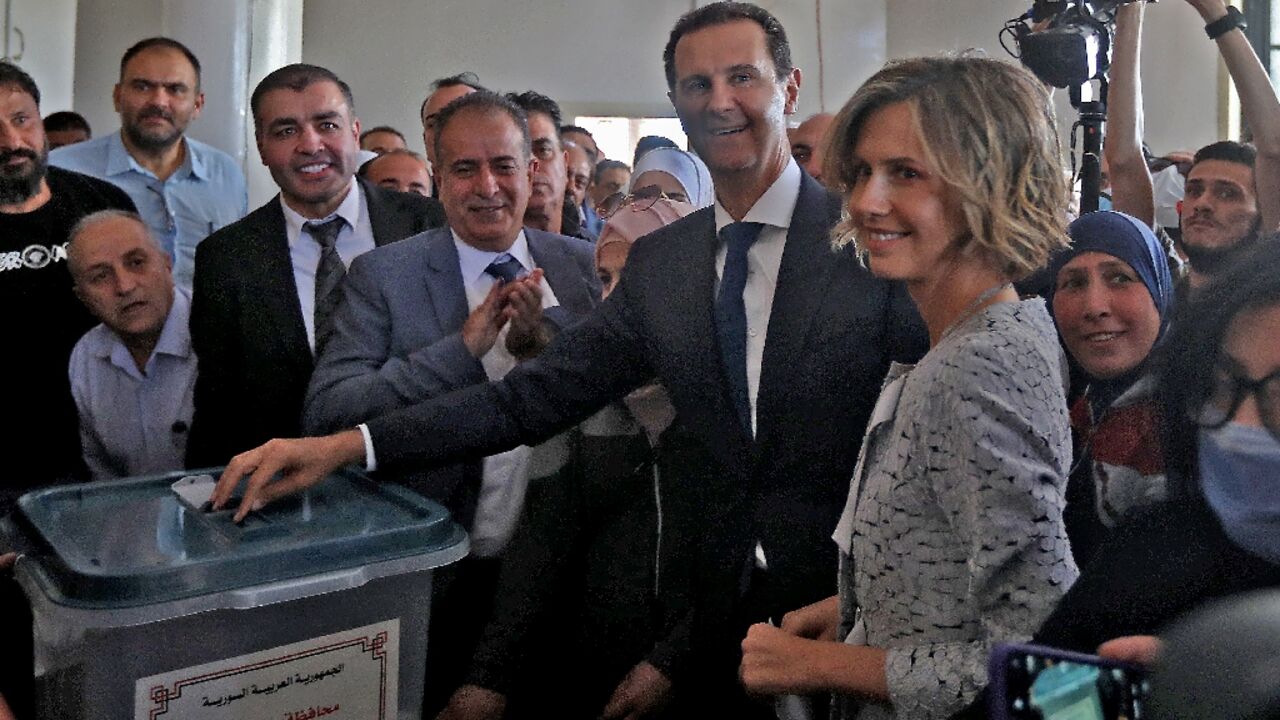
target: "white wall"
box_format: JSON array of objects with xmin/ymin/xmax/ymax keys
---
[
  {"xmin": 67, "ymin": 1, "xmax": 1230, "ymax": 181},
  {"xmin": 6, "ymin": 0, "xmax": 79, "ymax": 114},
  {"xmin": 71, "ymin": 0, "xmax": 163, "ymax": 136},
  {"xmin": 300, "ymin": 0, "xmax": 888, "ymax": 155}
]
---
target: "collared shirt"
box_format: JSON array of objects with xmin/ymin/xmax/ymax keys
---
[
  {"xmin": 281, "ymin": 180, "xmax": 377, "ymax": 351},
  {"xmin": 711, "ymin": 158, "xmax": 802, "ymax": 572},
  {"xmin": 712, "ymin": 157, "xmax": 801, "ymax": 436},
  {"xmin": 50, "ymin": 133, "xmax": 248, "ymax": 292},
  {"xmin": 68, "ymin": 288, "xmax": 197, "ymax": 479},
  {"xmin": 451, "ymin": 228, "xmax": 560, "ymax": 556}
]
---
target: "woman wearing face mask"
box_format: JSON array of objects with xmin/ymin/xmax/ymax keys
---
[
  {"xmin": 737, "ymin": 56, "xmax": 1077, "ymax": 720},
  {"xmin": 437, "ymin": 197, "xmax": 697, "ymax": 720},
  {"xmin": 1012, "ymin": 238, "xmax": 1280, "ymax": 670},
  {"xmin": 1048, "ymin": 211, "xmax": 1175, "ymax": 568}
]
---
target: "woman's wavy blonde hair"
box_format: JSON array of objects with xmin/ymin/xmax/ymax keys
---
[{"xmin": 825, "ymin": 55, "xmax": 1070, "ymax": 281}]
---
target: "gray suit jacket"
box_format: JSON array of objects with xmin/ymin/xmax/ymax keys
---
[{"xmin": 303, "ymin": 225, "xmax": 600, "ymax": 519}]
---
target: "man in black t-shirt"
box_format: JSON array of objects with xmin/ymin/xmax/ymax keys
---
[{"xmin": 0, "ymin": 62, "xmax": 136, "ymax": 516}]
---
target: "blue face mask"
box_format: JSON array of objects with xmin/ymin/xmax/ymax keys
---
[
  {"xmin": 1098, "ymin": 194, "xmax": 1113, "ymax": 212},
  {"xmin": 1199, "ymin": 423, "xmax": 1280, "ymax": 564}
]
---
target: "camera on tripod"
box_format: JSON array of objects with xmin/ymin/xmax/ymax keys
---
[
  {"xmin": 1003, "ymin": 1, "xmax": 1153, "ymax": 88},
  {"xmin": 1002, "ymin": 1, "xmax": 1156, "ymax": 214}
]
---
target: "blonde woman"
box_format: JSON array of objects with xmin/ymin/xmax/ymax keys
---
[{"xmin": 739, "ymin": 56, "xmax": 1079, "ymax": 719}]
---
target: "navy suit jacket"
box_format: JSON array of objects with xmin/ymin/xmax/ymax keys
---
[
  {"xmin": 303, "ymin": 226, "xmax": 600, "ymax": 521},
  {"xmin": 186, "ymin": 179, "xmax": 446, "ymax": 468},
  {"xmin": 364, "ymin": 173, "xmax": 927, "ymax": 680}
]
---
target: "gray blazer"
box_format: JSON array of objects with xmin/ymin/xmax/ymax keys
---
[
  {"xmin": 303, "ymin": 225, "xmax": 599, "ymax": 518},
  {"xmin": 837, "ymin": 299, "xmax": 1079, "ymax": 720}
]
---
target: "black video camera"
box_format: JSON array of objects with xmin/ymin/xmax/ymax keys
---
[{"xmin": 1003, "ymin": 1, "xmax": 1151, "ymax": 88}]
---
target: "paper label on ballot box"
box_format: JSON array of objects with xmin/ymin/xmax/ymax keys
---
[{"xmin": 133, "ymin": 619, "xmax": 400, "ymax": 719}]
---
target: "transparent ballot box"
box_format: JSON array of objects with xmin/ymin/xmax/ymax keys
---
[{"xmin": 4, "ymin": 469, "xmax": 467, "ymax": 719}]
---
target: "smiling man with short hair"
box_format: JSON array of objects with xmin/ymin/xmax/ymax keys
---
[
  {"xmin": 185, "ymin": 63, "xmax": 445, "ymax": 469},
  {"xmin": 303, "ymin": 90, "xmax": 599, "ymax": 715},
  {"xmin": 213, "ymin": 7, "xmax": 925, "ymax": 716}
]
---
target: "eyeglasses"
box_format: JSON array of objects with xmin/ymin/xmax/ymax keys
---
[
  {"xmin": 1191, "ymin": 363, "xmax": 1280, "ymax": 441},
  {"xmin": 596, "ymin": 185, "xmax": 688, "ymax": 219}
]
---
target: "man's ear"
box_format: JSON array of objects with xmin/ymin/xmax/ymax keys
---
[{"xmin": 783, "ymin": 68, "xmax": 802, "ymax": 116}]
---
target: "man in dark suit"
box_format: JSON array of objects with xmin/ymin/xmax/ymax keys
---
[
  {"xmin": 215, "ymin": 5, "xmax": 925, "ymax": 717},
  {"xmin": 304, "ymin": 90, "xmax": 599, "ymax": 715},
  {"xmin": 186, "ymin": 64, "xmax": 445, "ymax": 468}
]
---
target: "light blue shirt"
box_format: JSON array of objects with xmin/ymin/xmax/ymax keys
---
[
  {"xmin": 50, "ymin": 133, "xmax": 248, "ymax": 292},
  {"xmin": 69, "ymin": 288, "xmax": 198, "ymax": 479}
]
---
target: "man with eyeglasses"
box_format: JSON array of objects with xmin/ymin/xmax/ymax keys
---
[
  {"xmin": 50, "ymin": 37, "xmax": 247, "ymax": 293},
  {"xmin": 505, "ymin": 90, "xmax": 595, "ymax": 241}
]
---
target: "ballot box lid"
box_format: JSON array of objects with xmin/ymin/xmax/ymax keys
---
[{"xmin": 10, "ymin": 468, "xmax": 465, "ymax": 608}]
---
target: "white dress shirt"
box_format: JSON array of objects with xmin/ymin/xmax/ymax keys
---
[
  {"xmin": 280, "ymin": 179, "xmax": 377, "ymax": 351},
  {"xmin": 712, "ymin": 157, "xmax": 801, "ymax": 436},
  {"xmin": 712, "ymin": 159, "xmax": 803, "ymax": 572},
  {"xmin": 450, "ymin": 229, "xmax": 559, "ymax": 557}
]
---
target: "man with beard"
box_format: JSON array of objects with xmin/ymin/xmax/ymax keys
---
[
  {"xmin": 0, "ymin": 62, "xmax": 136, "ymax": 512},
  {"xmin": 1178, "ymin": 142, "xmax": 1267, "ymax": 290},
  {"xmin": 185, "ymin": 63, "xmax": 445, "ymax": 468},
  {"xmin": 505, "ymin": 91, "xmax": 595, "ymax": 241},
  {"xmin": 51, "ymin": 37, "xmax": 247, "ymax": 293},
  {"xmin": 0, "ymin": 62, "xmax": 134, "ymax": 719}
]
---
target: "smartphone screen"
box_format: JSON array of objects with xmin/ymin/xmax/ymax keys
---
[{"xmin": 999, "ymin": 647, "xmax": 1150, "ymax": 720}]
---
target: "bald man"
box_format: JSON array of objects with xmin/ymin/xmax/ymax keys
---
[{"xmin": 790, "ymin": 112, "xmax": 834, "ymax": 185}]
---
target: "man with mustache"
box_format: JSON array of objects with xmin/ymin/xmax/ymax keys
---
[
  {"xmin": 0, "ymin": 61, "xmax": 137, "ymax": 508},
  {"xmin": 0, "ymin": 60, "xmax": 135, "ymax": 720},
  {"xmin": 505, "ymin": 91, "xmax": 595, "ymax": 241},
  {"xmin": 50, "ymin": 38, "xmax": 247, "ymax": 293},
  {"xmin": 185, "ymin": 63, "xmax": 446, "ymax": 469},
  {"xmin": 303, "ymin": 90, "xmax": 599, "ymax": 715}
]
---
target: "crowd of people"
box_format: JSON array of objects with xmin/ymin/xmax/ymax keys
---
[{"xmin": 2, "ymin": 0, "xmax": 1279, "ymax": 718}]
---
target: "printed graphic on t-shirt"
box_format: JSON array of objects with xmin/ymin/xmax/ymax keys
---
[{"xmin": 0, "ymin": 242, "xmax": 69, "ymax": 272}]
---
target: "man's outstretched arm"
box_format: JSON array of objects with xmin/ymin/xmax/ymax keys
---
[{"xmin": 214, "ymin": 247, "xmax": 659, "ymax": 520}]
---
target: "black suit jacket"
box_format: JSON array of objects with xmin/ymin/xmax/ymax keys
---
[
  {"xmin": 365, "ymin": 173, "xmax": 926, "ymax": 681},
  {"xmin": 186, "ymin": 179, "xmax": 446, "ymax": 468}
]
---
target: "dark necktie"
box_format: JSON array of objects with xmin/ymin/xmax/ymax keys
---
[
  {"xmin": 715, "ymin": 222, "xmax": 764, "ymax": 432},
  {"xmin": 484, "ymin": 253, "xmax": 526, "ymax": 283},
  {"xmin": 307, "ymin": 217, "xmax": 348, "ymax": 354}
]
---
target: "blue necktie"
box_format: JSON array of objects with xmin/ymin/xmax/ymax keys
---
[
  {"xmin": 715, "ymin": 222, "xmax": 764, "ymax": 432},
  {"xmin": 484, "ymin": 253, "xmax": 526, "ymax": 283}
]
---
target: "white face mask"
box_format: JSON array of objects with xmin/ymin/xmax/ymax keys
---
[{"xmin": 1152, "ymin": 164, "xmax": 1186, "ymax": 230}]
